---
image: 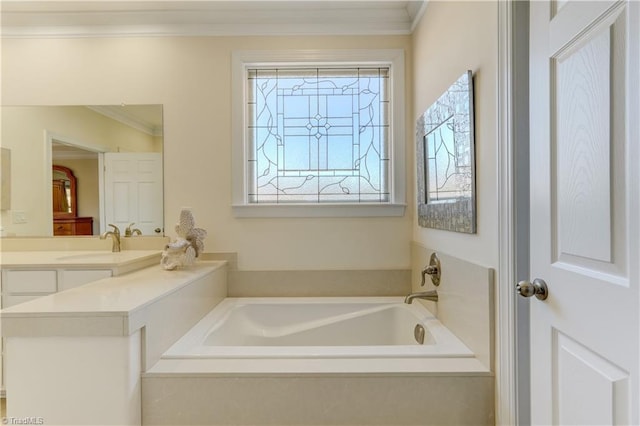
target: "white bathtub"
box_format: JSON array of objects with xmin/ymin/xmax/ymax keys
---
[
  {"xmin": 162, "ymin": 297, "xmax": 473, "ymax": 360},
  {"xmin": 144, "ymin": 297, "xmax": 493, "ymax": 425}
]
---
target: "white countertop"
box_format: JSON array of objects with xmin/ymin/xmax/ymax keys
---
[
  {"xmin": 1, "ymin": 261, "xmax": 227, "ymax": 337},
  {"xmin": 1, "ymin": 261, "xmax": 225, "ymax": 316},
  {"xmin": 0, "ymin": 250, "xmax": 161, "ymax": 269}
]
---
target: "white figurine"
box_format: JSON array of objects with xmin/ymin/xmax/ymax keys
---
[{"xmin": 161, "ymin": 208, "xmax": 207, "ymax": 270}]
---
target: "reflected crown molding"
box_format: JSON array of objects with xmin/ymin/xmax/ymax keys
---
[{"xmin": 86, "ymin": 106, "xmax": 163, "ymax": 137}]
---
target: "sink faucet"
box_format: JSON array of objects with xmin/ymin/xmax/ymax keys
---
[
  {"xmin": 404, "ymin": 290, "xmax": 438, "ymax": 304},
  {"xmin": 125, "ymin": 223, "xmax": 142, "ymax": 237},
  {"xmin": 100, "ymin": 224, "xmax": 121, "ymax": 252}
]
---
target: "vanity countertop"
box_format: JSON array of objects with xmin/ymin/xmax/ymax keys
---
[
  {"xmin": 0, "ymin": 249, "xmax": 162, "ymax": 272},
  {"xmin": 1, "ymin": 261, "xmax": 227, "ymax": 337}
]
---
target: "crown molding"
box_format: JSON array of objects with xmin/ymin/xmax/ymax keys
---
[{"xmin": 1, "ymin": 1, "xmax": 425, "ymax": 38}]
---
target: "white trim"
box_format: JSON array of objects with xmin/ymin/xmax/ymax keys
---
[
  {"xmin": 44, "ymin": 131, "xmax": 54, "ymax": 237},
  {"xmin": 1, "ymin": 2, "xmax": 421, "ymax": 38},
  {"xmin": 232, "ymin": 203, "xmax": 406, "ymax": 218},
  {"xmin": 231, "ymin": 49, "xmax": 406, "ymax": 218},
  {"xmin": 47, "ymin": 131, "xmax": 109, "ymax": 154},
  {"xmin": 45, "ymin": 130, "xmax": 108, "ymax": 235},
  {"xmin": 496, "ymin": 1, "xmax": 517, "ymax": 425},
  {"xmin": 409, "ymin": 0, "xmax": 429, "ymax": 33},
  {"xmin": 98, "ymin": 154, "xmax": 106, "ymax": 235}
]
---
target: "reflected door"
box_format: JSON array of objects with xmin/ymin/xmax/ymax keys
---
[
  {"xmin": 103, "ymin": 153, "xmax": 163, "ymax": 235},
  {"xmin": 529, "ymin": 1, "xmax": 639, "ymax": 424}
]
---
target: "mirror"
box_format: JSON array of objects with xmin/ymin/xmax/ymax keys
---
[
  {"xmin": 0, "ymin": 105, "xmax": 163, "ymax": 237},
  {"xmin": 416, "ymin": 71, "xmax": 476, "ymax": 233}
]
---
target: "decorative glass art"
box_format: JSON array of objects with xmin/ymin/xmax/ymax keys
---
[
  {"xmin": 246, "ymin": 67, "xmax": 390, "ymax": 203},
  {"xmin": 416, "ymin": 71, "xmax": 476, "ymax": 233}
]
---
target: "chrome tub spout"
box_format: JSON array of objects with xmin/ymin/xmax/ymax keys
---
[{"xmin": 404, "ymin": 290, "xmax": 438, "ymax": 304}]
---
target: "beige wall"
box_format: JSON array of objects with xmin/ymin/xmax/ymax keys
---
[
  {"xmin": 1, "ymin": 36, "xmax": 413, "ymax": 270},
  {"xmin": 411, "ymin": 1, "xmax": 499, "ymax": 268},
  {"xmin": 0, "ymin": 106, "xmax": 159, "ymax": 236}
]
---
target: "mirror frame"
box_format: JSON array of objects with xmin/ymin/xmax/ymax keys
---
[{"xmin": 416, "ymin": 70, "xmax": 476, "ymax": 233}]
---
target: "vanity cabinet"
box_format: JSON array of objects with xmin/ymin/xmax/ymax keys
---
[
  {"xmin": 1, "ymin": 268, "xmax": 112, "ymax": 308},
  {"xmin": 0, "ymin": 267, "xmax": 112, "ymax": 396},
  {"xmin": 0, "ymin": 249, "xmax": 162, "ymax": 396},
  {"xmin": 3, "ymin": 270, "xmax": 58, "ymax": 307}
]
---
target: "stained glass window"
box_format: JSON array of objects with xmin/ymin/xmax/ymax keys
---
[{"xmin": 246, "ymin": 67, "xmax": 390, "ymax": 203}]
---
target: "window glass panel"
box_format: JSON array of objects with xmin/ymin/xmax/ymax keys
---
[{"xmin": 246, "ymin": 67, "xmax": 391, "ymax": 203}]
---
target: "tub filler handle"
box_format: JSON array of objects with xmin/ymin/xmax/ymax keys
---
[
  {"xmin": 421, "ymin": 252, "xmax": 441, "ymax": 287},
  {"xmin": 405, "ymin": 252, "xmax": 441, "ymax": 304}
]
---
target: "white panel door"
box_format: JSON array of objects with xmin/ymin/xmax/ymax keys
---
[
  {"xmin": 104, "ymin": 153, "xmax": 163, "ymax": 236},
  {"xmin": 529, "ymin": 1, "xmax": 639, "ymax": 424}
]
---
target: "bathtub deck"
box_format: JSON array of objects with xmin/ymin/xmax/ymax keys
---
[{"xmin": 145, "ymin": 356, "xmax": 490, "ymax": 376}]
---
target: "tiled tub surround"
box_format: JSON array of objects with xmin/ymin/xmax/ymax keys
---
[
  {"xmin": 141, "ymin": 255, "xmax": 495, "ymax": 426},
  {"xmin": 227, "ymin": 268, "xmax": 412, "ymax": 297},
  {"xmin": 143, "ymin": 375, "xmax": 493, "ymax": 425},
  {"xmin": 411, "ymin": 243, "xmax": 495, "ymax": 370},
  {"xmin": 1, "ymin": 261, "xmax": 228, "ymax": 425}
]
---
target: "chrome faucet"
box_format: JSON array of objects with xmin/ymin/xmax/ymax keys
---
[
  {"xmin": 405, "ymin": 252, "xmax": 441, "ymax": 304},
  {"xmin": 125, "ymin": 223, "xmax": 142, "ymax": 237},
  {"xmin": 100, "ymin": 224, "xmax": 121, "ymax": 252},
  {"xmin": 404, "ymin": 290, "xmax": 439, "ymax": 304},
  {"xmin": 421, "ymin": 253, "xmax": 441, "ymax": 286}
]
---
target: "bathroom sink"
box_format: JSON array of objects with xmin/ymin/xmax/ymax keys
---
[
  {"xmin": 55, "ymin": 252, "xmax": 127, "ymax": 261},
  {"xmin": 54, "ymin": 250, "xmax": 161, "ymax": 265},
  {"xmin": 1, "ymin": 250, "xmax": 162, "ymax": 275},
  {"xmin": 56, "ymin": 252, "xmax": 118, "ymax": 260},
  {"xmin": 53, "ymin": 250, "xmax": 162, "ymax": 274}
]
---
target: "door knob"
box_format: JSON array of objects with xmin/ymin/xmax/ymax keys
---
[{"xmin": 516, "ymin": 278, "xmax": 548, "ymax": 300}]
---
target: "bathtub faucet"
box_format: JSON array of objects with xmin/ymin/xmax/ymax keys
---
[
  {"xmin": 405, "ymin": 252, "xmax": 441, "ymax": 304},
  {"xmin": 404, "ymin": 290, "xmax": 438, "ymax": 304}
]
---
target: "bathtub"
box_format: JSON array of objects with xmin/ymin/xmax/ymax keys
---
[
  {"xmin": 161, "ymin": 297, "xmax": 473, "ymax": 360},
  {"xmin": 143, "ymin": 297, "xmax": 493, "ymax": 425}
]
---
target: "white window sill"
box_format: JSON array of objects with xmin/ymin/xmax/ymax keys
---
[{"xmin": 232, "ymin": 203, "xmax": 406, "ymax": 218}]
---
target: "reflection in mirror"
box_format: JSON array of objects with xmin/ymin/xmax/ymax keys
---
[
  {"xmin": 416, "ymin": 71, "xmax": 476, "ymax": 233},
  {"xmin": 0, "ymin": 105, "xmax": 164, "ymax": 237},
  {"xmin": 52, "ymin": 165, "xmax": 76, "ymax": 217}
]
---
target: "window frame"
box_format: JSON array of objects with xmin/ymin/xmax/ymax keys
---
[{"xmin": 231, "ymin": 49, "xmax": 406, "ymax": 217}]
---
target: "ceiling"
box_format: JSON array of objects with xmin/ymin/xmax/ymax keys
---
[{"xmin": 1, "ymin": 1, "xmax": 427, "ymax": 38}]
